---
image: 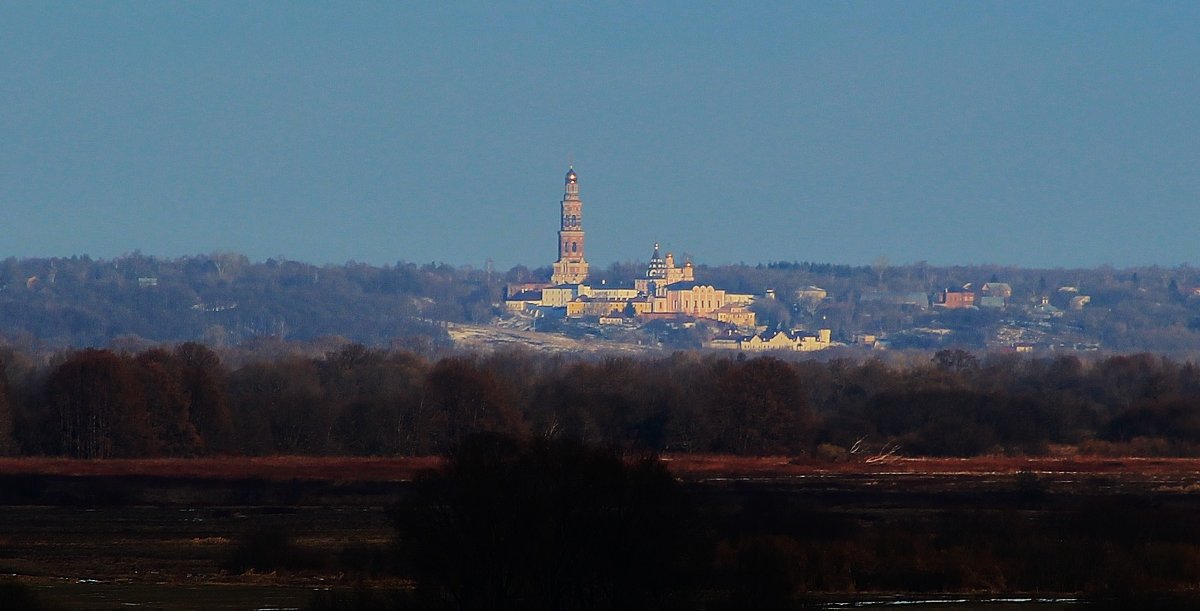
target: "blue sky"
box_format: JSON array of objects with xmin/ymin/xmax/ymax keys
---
[{"xmin": 1, "ymin": 2, "xmax": 1197, "ymax": 269}]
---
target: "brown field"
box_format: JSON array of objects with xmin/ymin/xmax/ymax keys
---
[
  {"xmin": 0, "ymin": 453, "xmax": 1198, "ymax": 481},
  {"xmin": 663, "ymin": 453, "xmax": 1200, "ymax": 478},
  {"xmin": 0, "ymin": 455, "xmax": 443, "ymax": 481}
]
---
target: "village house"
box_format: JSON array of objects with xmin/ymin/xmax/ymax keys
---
[
  {"xmin": 981, "ymin": 282, "xmax": 1012, "ymax": 298},
  {"xmin": 935, "ymin": 287, "xmax": 976, "ymax": 309},
  {"xmin": 796, "ymin": 285, "xmax": 828, "ymax": 301},
  {"xmin": 979, "ymin": 282, "xmax": 1011, "ymax": 308},
  {"xmin": 860, "ymin": 290, "xmax": 931, "ymax": 308}
]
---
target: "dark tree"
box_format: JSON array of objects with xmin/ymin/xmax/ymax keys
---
[
  {"xmin": 175, "ymin": 342, "xmax": 234, "ymax": 453},
  {"xmin": 394, "ymin": 434, "xmax": 698, "ymax": 611},
  {"xmin": 711, "ymin": 357, "xmax": 811, "ymax": 454},
  {"xmin": 932, "ymin": 348, "xmax": 980, "ymax": 375},
  {"xmin": 135, "ymin": 349, "xmax": 201, "ymax": 456},
  {"xmin": 44, "ymin": 349, "xmax": 156, "ymax": 458},
  {"xmin": 0, "ymin": 362, "xmax": 15, "ymax": 455},
  {"xmin": 227, "ymin": 358, "xmax": 329, "ymax": 454},
  {"xmin": 425, "ymin": 358, "xmax": 521, "ymax": 449},
  {"xmin": 1105, "ymin": 397, "xmax": 1200, "ymax": 444}
]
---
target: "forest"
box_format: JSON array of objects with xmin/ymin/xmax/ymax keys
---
[{"xmin": 3, "ymin": 342, "xmax": 1200, "ymax": 459}]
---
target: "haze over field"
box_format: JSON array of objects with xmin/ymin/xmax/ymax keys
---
[{"xmin": 2, "ymin": 3, "xmax": 1197, "ymax": 269}]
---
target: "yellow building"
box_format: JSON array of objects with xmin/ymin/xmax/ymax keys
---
[
  {"xmin": 797, "ymin": 329, "xmax": 833, "ymax": 352},
  {"xmin": 542, "ymin": 284, "xmax": 640, "ymax": 308},
  {"xmin": 740, "ymin": 331, "xmax": 799, "ymax": 352},
  {"xmin": 710, "ymin": 303, "xmax": 756, "ymax": 328},
  {"xmin": 589, "ymin": 287, "xmax": 640, "ymax": 300},
  {"xmin": 725, "ymin": 293, "xmax": 756, "ymax": 306},
  {"xmin": 541, "ymin": 285, "xmax": 583, "ymax": 307},
  {"xmin": 504, "ymin": 299, "xmax": 539, "ymax": 314},
  {"xmin": 855, "ymin": 333, "xmax": 878, "ymax": 347},
  {"xmin": 710, "ymin": 329, "xmax": 833, "ymax": 352},
  {"xmin": 665, "ymin": 283, "xmax": 727, "ymax": 317},
  {"xmin": 566, "ymin": 297, "xmax": 630, "ymax": 318}
]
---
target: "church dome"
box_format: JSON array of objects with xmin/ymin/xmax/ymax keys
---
[
  {"xmin": 565, "ymin": 167, "xmax": 577, "ymax": 183},
  {"xmin": 647, "ymin": 243, "xmax": 667, "ymax": 278}
]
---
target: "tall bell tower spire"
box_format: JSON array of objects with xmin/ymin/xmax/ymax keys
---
[{"xmin": 551, "ymin": 166, "xmax": 589, "ymax": 285}]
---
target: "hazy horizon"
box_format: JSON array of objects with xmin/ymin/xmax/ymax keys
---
[{"xmin": 8, "ymin": 248, "xmax": 1199, "ymax": 276}]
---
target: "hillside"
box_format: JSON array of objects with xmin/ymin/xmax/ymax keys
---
[{"xmin": 4, "ymin": 253, "xmax": 1200, "ymax": 353}]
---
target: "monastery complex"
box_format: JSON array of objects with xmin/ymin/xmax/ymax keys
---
[{"xmin": 505, "ymin": 168, "xmax": 835, "ymax": 352}]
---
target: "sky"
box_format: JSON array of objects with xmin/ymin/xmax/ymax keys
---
[{"xmin": 1, "ymin": 2, "xmax": 1198, "ymax": 270}]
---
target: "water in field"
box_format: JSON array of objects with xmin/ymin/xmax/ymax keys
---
[
  {"xmin": 36, "ymin": 585, "xmax": 1181, "ymax": 611},
  {"xmin": 812, "ymin": 597, "xmax": 1081, "ymax": 609},
  {"xmin": 32, "ymin": 583, "xmax": 1200, "ymax": 611},
  {"xmin": 29, "ymin": 582, "xmax": 1093, "ymax": 611},
  {"xmin": 809, "ymin": 595, "xmax": 1200, "ymax": 609}
]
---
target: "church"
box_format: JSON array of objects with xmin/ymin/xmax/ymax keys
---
[
  {"xmin": 550, "ymin": 167, "xmax": 589, "ymax": 285},
  {"xmin": 505, "ymin": 167, "xmax": 757, "ymax": 330}
]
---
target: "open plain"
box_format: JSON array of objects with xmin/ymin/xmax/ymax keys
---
[{"xmin": 3, "ymin": 455, "xmax": 1200, "ymax": 609}]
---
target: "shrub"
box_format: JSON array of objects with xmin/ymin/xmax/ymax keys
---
[
  {"xmin": 0, "ymin": 581, "xmax": 62, "ymax": 611},
  {"xmin": 223, "ymin": 527, "xmax": 318, "ymax": 573}
]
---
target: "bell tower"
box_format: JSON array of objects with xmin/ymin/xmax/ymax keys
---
[{"xmin": 551, "ymin": 166, "xmax": 589, "ymax": 284}]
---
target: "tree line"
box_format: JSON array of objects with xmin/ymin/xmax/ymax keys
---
[
  {"xmin": 0, "ymin": 253, "xmax": 478, "ymax": 348},
  {"xmin": 7, "ymin": 253, "xmax": 1200, "ymax": 351},
  {"xmin": 3, "ymin": 343, "xmax": 1200, "ymax": 458}
]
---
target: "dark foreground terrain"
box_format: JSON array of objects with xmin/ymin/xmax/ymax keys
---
[{"xmin": 1, "ymin": 455, "xmax": 1200, "ymax": 610}]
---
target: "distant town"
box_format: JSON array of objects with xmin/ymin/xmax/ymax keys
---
[
  {"xmin": 1, "ymin": 168, "xmax": 1199, "ymax": 354},
  {"xmin": 497, "ymin": 167, "xmax": 1195, "ymax": 355},
  {"xmin": 502, "ymin": 167, "xmax": 828, "ymax": 351}
]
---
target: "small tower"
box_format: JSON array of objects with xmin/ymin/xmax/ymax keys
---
[
  {"xmin": 647, "ymin": 243, "xmax": 667, "ymax": 279},
  {"xmin": 551, "ymin": 166, "xmax": 589, "ymax": 284}
]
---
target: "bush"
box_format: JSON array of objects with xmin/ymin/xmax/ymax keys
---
[
  {"xmin": 223, "ymin": 527, "xmax": 318, "ymax": 573},
  {"xmin": 813, "ymin": 443, "xmax": 848, "ymax": 462},
  {"xmin": 394, "ymin": 433, "xmax": 702, "ymax": 611},
  {"xmin": 0, "ymin": 581, "xmax": 62, "ymax": 611},
  {"xmin": 305, "ymin": 586, "xmax": 427, "ymax": 611}
]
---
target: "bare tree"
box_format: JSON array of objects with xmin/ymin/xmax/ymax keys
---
[{"xmin": 872, "ymin": 255, "xmax": 889, "ymax": 287}]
